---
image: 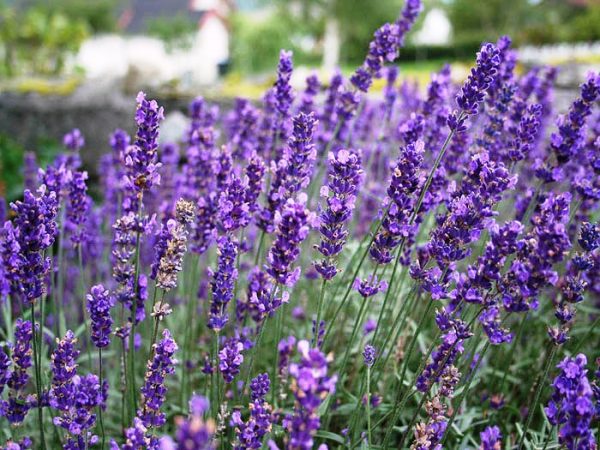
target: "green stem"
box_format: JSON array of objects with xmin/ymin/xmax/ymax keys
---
[
  {"xmin": 127, "ymin": 195, "xmax": 144, "ymax": 420},
  {"xmin": 366, "ymin": 366, "xmax": 372, "ymax": 449},
  {"xmin": 498, "ymin": 311, "xmax": 528, "ymax": 394},
  {"xmin": 31, "ymin": 303, "xmax": 46, "ymax": 450},
  {"xmin": 518, "ymin": 344, "xmax": 558, "ymax": 450},
  {"xmin": 98, "ymin": 348, "xmax": 106, "ymax": 450},
  {"xmin": 313, "ymin": 279, "xmax": 327, "ymax": 346},
  {"xmin": 442, "ymin": 341, "xmax": 490, "ymax": 445}
]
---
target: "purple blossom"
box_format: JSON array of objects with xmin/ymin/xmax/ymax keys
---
[
  {"xmin": 370, "ymin": 140, "xmax": 424, "ymax": 265},
  {"xmin": 232, "ymin": 374, "xmax": 273, "ymax": 450},
  {"xmin": 448, "ymin": 43, "xmax": 501, "ymax": 132},
  {"xmin": 314, "ymin": 149, "xmax": 363, "ymax": 280},
  {"xmin": 245, "ymin": 152, "xmax": 266, "ymax": 214},
  {"xmin": 550, "ymin": 72, "xmax": 599, "ymax": 164},
  {"xmin": 10, "ymin": 187, "xmax": 58, "ymax": 303},
  {"xmin": 63, "ymin": 128, "xmax": 85, "ymax": 151},
  {"xmin": 218, "ymin": 175, "xmax": 251, "ymax": 232},
  {"xmin": 208, "ymin": 236, "xmax": 238, "ymax": 332},
  {"xmin": 123, "ymin": 92, "xmax": 165, "ymax": 192},
  {"xmin": 353, "ymin": 275, "xmax": 388, "ymax": 298},
  {"xmin": 546, "ymin": 354, "xmax": 596, "ymax": 450},
  {"xmin": 266, "ymin": 195, "xmax": 313, "ymax": 287},
  {"xmin": 160, "ymin": 395, "xmax": 215, "ymax": 450},
  {"xmin": 363, "ymin": 345, "xmax": 376, "ymax": 368},
  {"xmin": 87, "ymin": 284, "xmax": 114, "ymax": 348},
  {"xmin": 284, "ymin": 340, "xmax": 337, "ymax": 450},
  {"xmin": 480, "ymin": 425, "xmax": 502, "ymax": 450},
  {"xmin": 138, "ymin": 329, "xmax": 178, "ymax": 428},
  {"xmin": 219, "ymin": 338, "xmax": 244, "ymax": 383},
  {"xmin": 151, "ymin": 199, "xmax": 195, "ymax": 291},
  {"xmin": 6, "ymin": 319, "xmax": 33, "ymax": 424},
  {"xmin": 300, "ymin": 73, "xmax": 320, "ymax": 114}
]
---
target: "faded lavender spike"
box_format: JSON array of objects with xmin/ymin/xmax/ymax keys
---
[{"xmin": 151, "ymin": 199, "xmax": 195, "ymax": 292}]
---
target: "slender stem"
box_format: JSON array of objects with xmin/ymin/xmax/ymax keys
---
[
  {"xmin": 498, "ymin": 311, "xmax": 528, "ymax": 394},
  {"xmin": 366, "ymin": 366, "xmax": 372, "ymax": 449},
  {"xmin": 78, "ymin": 247, "xmax": 93, "ymax": 368},
  {"xmin": 572, "ymin": 315, "xmax": 600, "ymax": 354},
  {"xmin": 541, "ymin": 425, "xmax": 555, "ymax": 450},
  {"xmin": 313, "ymin": 279, "xmax": 327, "ymax": 346},
  {"xmin": 372, "ymin": 286, "xmax": 419, "ymax": 387},
  {"xmin": 271, "ymin": 302, "xmax": 285, "ymax": 406},
  {"xmin": 31, "ymin": 303, "xmax": 46, "ymax": 450},
  {"xmin": 254, "ymin": 231, "xmax": 266, "ymax": 266},
  {"xmin": 98, "ymin": 348, "xmax": 106, "ymax": 450},
  {"xmin": 149, "ymin": 289, "xmax": 167, "ymax": 358},
  {"xmin": 518, "ymin": 344, "xmax": 558, "ymax": 450},
  {"xmin": 442, "ymin": 341, "xmax": 490, "ymax": 445},
  {"xmin": 56, "ymin": 206, "xmax": 66, "ymax": 338},
  {"xmin": 127, "ymin": 194, "xmax": 144, "ymax": 419},
  {"xmin": 244, "ymin": 317, "xmax": 268, "ymax": 397}
]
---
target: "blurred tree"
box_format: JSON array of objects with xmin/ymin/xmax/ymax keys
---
[
  {"xmin": 147, "ymin": 13, "xmax": 197, "ymax": 52},
  {"xmin": 32, "ymin": 0, "xmax": 117, "ymax": 33},
  {"xmin": 0, "ymin": 2, "xmax": 89, "ymax": 76}
]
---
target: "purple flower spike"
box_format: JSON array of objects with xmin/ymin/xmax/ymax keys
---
[
  {"xmin": 63, "ymin": 128, "xmax": 85, "ymax": 151},
  {"xmin": 209, "ymin": 236, "xmax": 239, "ymax": 332},
  {"xmin": 151, "ymin": 199, "xmax": 195, "ymax": 292},
  {"xmin": 123, "ymin": 92, "xmax": 165, "ymax": 192},
  {"xmin": 266, "ymin": 195, "xmax": 314, "ymax": 287},
  {"xmin": 138, "ymin": 329, "xmax": 178, "ymax": 429},
  {"xmin": 219, "ymin": 338, "xmax": 244, "ymax": 383},
  {"xmin": 448, "ymin": 43, "xmax": 501, "ymax": 132},
  {"xmin": 546, "ymin": 354, "xmax": 596, "ymax": 450},
  {"xmin": 87, "ymin": 284, "xmax": 115, "ymax": 348},
  {"xmin": 10, "ymin": 187, "xmax": 58, "ymax": 304},
  {"xmin": 480, "ymin": 425, "xmax": 502, "ymax": 450},
  {"xmin": 6, "ymin": 319, "xmax": 34, "ymax": 424},
  {"xmin": 232, "ymin": 373, "xmax": 273, "ymax": 450},
  {"xmin": 363, "ymin": 344, "xmax": 376, "ymax": 368},
  {"xmin": 285, "ymin": 340, "xmax": 337, "ymax": 450},
  {"xmin": 315, "ymin": 149, "xmax": 363, "ymax": 280},
  {"xmin": 353, "ymin": 275, "xmax": 388, "ymax": 298},
  {"xmin": 162, "ymin": 395, "xmax": 215, "ymax": 450},
  {"xmin": 550, "ymin": 72, "xmax": 599, "ymax": 164}
]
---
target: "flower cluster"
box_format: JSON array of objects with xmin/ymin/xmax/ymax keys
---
[
  {"xmin": 284, "ymin": 340, "xmax": 337, "ymax": 450},
  {"xmin": 209, "ymin": 236, "xmax": 239, "ymax": 332},
  {"xmin": 545, "ymin": 354, "xmax": 596, "ymax": 449},
  {"xmin": 87, "ymin": 284, "xmax": 114, "ymax": 348},
  {"xmin": 138, "ymin": 330, "xmax": 178, "ymax": 428},
  {"xmin": 219, "ymin": 338, "xmax": 244, "ymax": 383},
  {"xmin": 232, "ymin": 373, "xmax": 273, "ymax": 449},
  {"xmin": 315, "ymin": 149, "xmax": 363, "ymax": 280}
]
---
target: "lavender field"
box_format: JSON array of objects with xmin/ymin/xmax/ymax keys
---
[{"xmin": 1, "ymin": 0, "xmax": 600, "ymax": 449}]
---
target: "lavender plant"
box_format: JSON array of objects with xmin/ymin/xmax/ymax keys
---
[{"xmin": 1, "ymin": 1, "xmax": 600, "ymax": 448}]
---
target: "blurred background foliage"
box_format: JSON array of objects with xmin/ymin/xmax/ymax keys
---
[
  {"xmin": 0, "ymin": 0, "xmax": 118, "ymax": 76},
  {"xmin": 1, "ymin": 0, "xmax": 599, "ymax": 77}
]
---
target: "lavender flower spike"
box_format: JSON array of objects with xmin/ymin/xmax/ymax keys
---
[
  {"xmin": 87, "ymin": 284, "xmax": 115, "ymax": 348},
  {"xmin": 448, "ymin": 43, "xmax": 501, "ymax": 132},
  {"xmin": 123, "ymin": 92, "xmax": 165, "ymax": 192},
  {"xmin": 314, "ymin": 149, "xmax": 363, "ymax": 280},
  {"xmin": 208, "ymin": 235, "xmax": 239, "ymax": 332},
  {"xmin": 266, "ymin": 194, "xmax": 314, "ymax": 287},
  {"xmin": 138, "ymin": 329, "xmax": 178, "ymax": 429}
]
